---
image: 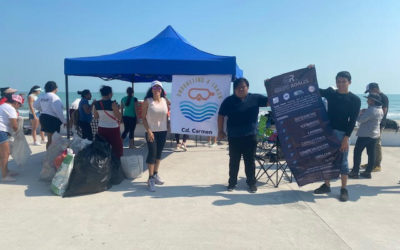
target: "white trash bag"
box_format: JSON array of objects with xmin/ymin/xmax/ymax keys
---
[
  {"xmin": 9, "ymin": 117, "xmax": 32, "ymax": 167},
  {"xmin": 51, "ymin": 149, "xmax": 75, "ymax": 196},
  {"xmin": 40, "ymin": 132, "xmax": 69, "ymax": 181},
  {"xmin": 69, "ymin": 135, "xmax": 92, "ymax": 154},
  {"xmin": 121, "ymin": 155, "xmax": 143, "ymax": 179}
]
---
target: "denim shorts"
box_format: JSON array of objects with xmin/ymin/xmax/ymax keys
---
[
  {"xmin": 29, "ymin": 112, "xmax": 40, "ymax": 120},
  {"xmin": 333, "ymin": 129, "xmax": 349, "ymax": 174},
  {"xmin": 0, "ymin": 131, "xmax": 9, "ymax": 144}
]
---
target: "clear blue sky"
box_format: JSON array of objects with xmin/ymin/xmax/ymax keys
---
[{"xmin": 1, "ymin": 0, "xmax": 400, "ymax": 94}]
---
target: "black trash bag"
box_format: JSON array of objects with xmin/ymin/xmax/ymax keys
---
[
  {"xmin": 64, "ymin": 135, "xmax": 112, "ymax": 197},
  {"xmin": 110, "ymin": 155, "xmax": 125, "ymax": 185}
]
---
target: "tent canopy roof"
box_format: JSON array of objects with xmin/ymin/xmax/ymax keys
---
[{"xmin": 64, "ymin": 25, "xmax": 243, "ymax": 82}]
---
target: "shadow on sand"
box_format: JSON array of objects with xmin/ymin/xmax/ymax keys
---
[{"xmin": 120, "ymin": 176, "xmax": 400, "ymax": 206}]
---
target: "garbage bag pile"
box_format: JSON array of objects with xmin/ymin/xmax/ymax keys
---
[
  {"xmin": 63, "ymin": 135, "xmax": 114, "ymax": 197},
  {"xmin": 46, "ymin": 133, "xmax": 148, "ymax": 197}
]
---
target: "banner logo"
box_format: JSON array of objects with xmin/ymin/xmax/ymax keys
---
[
  {"xmin": 188, "ymin": 88, "xmax": 215, "ymax": 101},
  {"xmin": 179, "ymin": 100, "xmax": 219, "ymax": 122},
  {"xmin": 171, "ymin": 75, "xmax": 231, "ymax": 136}
]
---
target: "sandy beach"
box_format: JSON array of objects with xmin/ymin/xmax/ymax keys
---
[{"xmin": 0, "ymin": 134, "xmax": 399, "ymax": 250}]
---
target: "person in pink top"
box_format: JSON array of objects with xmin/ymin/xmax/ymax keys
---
[{"xmin": 142, "ymin": 81, "xmax": 170, "ymax": 192}]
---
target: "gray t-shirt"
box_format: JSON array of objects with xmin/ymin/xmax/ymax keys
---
[{"xmin": 356, "ymin": 106, "xmax": 384, "ymax": 138}]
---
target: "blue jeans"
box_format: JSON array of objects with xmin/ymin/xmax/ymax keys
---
[
  {"xmin": 0, "ymin": 131, "xmax": 9, "ymax": 144},
  {"xmin": 333, "ymin": 129, "xmax": 349, "ymax": 175}
]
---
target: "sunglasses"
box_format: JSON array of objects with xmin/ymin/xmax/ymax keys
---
[{"xmin": 152, "ymin": 86, "xmax": 162, "ymax": 90}]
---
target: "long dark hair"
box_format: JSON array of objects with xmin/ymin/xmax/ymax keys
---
[
  {"xmin": 144, "ymin": 86, "xmax": 166, "ymax": 99},
  {"xmin": 125, "ymin": 87, "xmax": 133, "ymax": 106},
  {"xmin": 28, "ymin": 85, "xmax": 41, "ymax": 95}
]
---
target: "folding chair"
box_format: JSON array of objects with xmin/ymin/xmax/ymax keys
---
[{"xmin": 255, "ymin": 113, "xmax": 293, "ymax": 187}]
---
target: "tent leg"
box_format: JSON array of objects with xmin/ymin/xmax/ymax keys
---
[
  {"xmin": 65, "ymin": 75, "xmax": 70, "ymax": 139},
  {"xmin": 131, "ymin": 81, "xmax": 134, "ymax": 91}
]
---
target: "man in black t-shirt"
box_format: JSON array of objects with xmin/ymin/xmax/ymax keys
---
[
  {"xmin": 218, "ymin": 78, "xmax": 268, "ymax": 193},
  {"xmin": 312, "ymin": 69, "xmax": 361, "ymax": 202},
  {"xmin": 362, "ymin": 83, "xmax": 389, "ymax": 171}
]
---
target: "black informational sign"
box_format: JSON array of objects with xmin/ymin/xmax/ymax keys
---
[{"xmin": 265, "ymin": 67, "xmax": 341, "ymax": 186}]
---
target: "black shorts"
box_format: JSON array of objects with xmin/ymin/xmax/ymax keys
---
[{"xmin": 40, "ymin": 114, "xmax": 62, "ymax": 133}]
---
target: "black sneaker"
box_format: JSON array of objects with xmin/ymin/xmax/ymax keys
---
[
  {"xmin": 339, "ymin": 188, "xmax": 349, "ymax": 202},
  {"xmin": 227, "ymin": 184, "xmax": 236, "ymax": 192},
  {"xmin": 248, "ymin": 184, "xmax": 257, "ymax": 193},
  {"xmin": 360, "ymin": 171, "xmax": 372, "ymax": 179},
  {"xmin": 348, "ymin": 170, "xmax": 359, "ymax": 179},
  {"xmin": 314, "ymin": 183, "xmax": 331, "ymax": 194}
]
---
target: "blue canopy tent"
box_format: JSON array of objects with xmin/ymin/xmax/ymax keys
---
[{"xmin": 63, "ymin": 25, "xmax": 243, "ymax": 136}]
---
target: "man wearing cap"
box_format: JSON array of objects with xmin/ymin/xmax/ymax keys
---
[
  {"xmin": 362, "ymin": 83, "xmax": 389, "ymax": 172},
  {"xmin": 311, "ymin": 69, "xmax": 361, "ymax": 202},
  {"xmin": 349, "ymin": 93, "xmax": 383, "ymax": 178}
]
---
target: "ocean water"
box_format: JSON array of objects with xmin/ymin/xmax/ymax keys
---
[{"xmin": 18, "ymin": 92, "xmax": 400, "ymax": 120}]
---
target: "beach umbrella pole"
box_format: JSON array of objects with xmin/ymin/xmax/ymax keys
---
[{"xmin": 65, "ymin": 75, "xmax": 70, "ymax": 139}]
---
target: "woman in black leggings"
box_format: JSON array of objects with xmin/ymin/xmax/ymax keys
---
[{"xmin": 142, "ymin": 81, "xmax": 169, "ymax": 192}]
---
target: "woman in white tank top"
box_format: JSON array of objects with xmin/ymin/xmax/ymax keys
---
[
  {"xmin": 142, "ymin": 81, "xmax": 170, "ymax": 192},
  {"xmin": 27, "ymin": 85, "xmax": 46, "ymax": 146}
]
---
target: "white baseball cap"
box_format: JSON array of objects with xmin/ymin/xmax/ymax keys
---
[{"xmin": 151, "ymin": 80, "xmax": 163, "ymax": 88}]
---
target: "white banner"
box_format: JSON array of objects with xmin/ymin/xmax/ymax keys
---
[{"xmin": 171, "ymin": 75, "xmax": 231, "ymax": 136}]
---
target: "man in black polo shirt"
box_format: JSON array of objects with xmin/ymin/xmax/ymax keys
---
[
  {"xmin": 362, "ymin": 82, "xmax": 389, "ymax": 172},
  {"xmin": 218, "ymin": 78, "xmax": 268, "ymax": 193},
  {"xmin": 313, "ymin": 70, "xmax": 361, "ymax": 202}
]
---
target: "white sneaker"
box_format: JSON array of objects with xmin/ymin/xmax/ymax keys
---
[
  {"xmin": 41, "ymin": 139, "xmax": 47, "ymax": 144},
  {"xmin": 33, "ymin": 141, "xmax": 41, "ymax": 146},
  {"xmin": 1, "ymin": 175, "xmax": 16, "ymax": 182},
  {"xmin": 153, "ymin": 174, "xmax": 164, "ymax": 185},
  {"xmin": 180, "ymin": 144, "xmax": 187, "ymax": 152},
  {"xmin": 147, "ymin": 177, "xmax": 156, "ymax": 192}
]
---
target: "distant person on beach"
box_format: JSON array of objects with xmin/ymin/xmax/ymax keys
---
[
  {"xmin": 311, "ymin": 67, "xmax": 361, "ymax": 202},
  {"xmin": 93, "ymin": 86, "xmax": 123, "ymax": 159},
  {"xmin": 142, "ymin": 81, "xmax": 169, "ymax": 192},
  {"xmin": 0, "ymin": 94, "xmax": 23, "ymax": 182},
  {"xmin": 27, "ymin": 85, "xmax": 46, "ymax": 145},
  {"xmin": 78, "ymin": 89, "xmax": 94, "ymax": 141},
  {"xmin": 361, "ymin": 83, "xmax": 389, "ymax": 172},
  {"xmin": 175, "ymin": 134, "xmax": 188, "ymax": 151},
  {"xmin": 218, "ymin": 77, "xmax": 268, "ymax": 193},
  {"xmin": 34, "ymin": 81, "xmax": 66, "ymax": 149},
  {"xmin": 120, "ymin": 87, "xmax": 138, "ymax": 148},
  {"xmin": 349, "ymin": 93, "xmax": 383, "ymax": 179},
  {"xmin": 69, "ymin": 97, "xmax": 81, "ymax": 133}
]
